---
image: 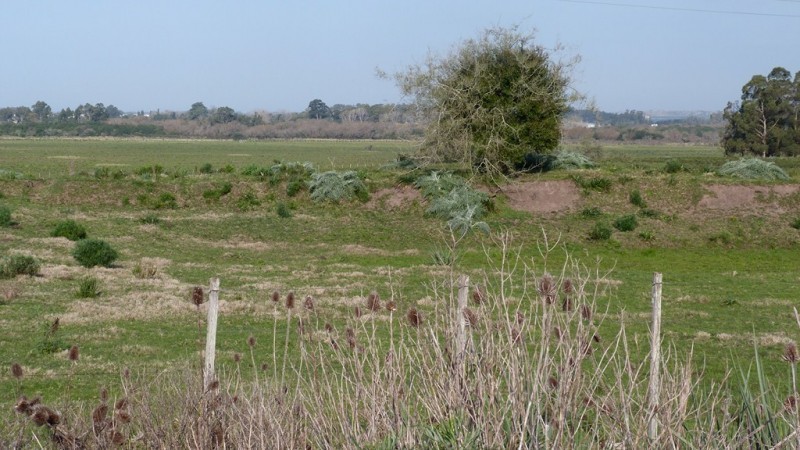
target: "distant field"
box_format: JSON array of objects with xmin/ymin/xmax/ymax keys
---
[
  {"xmin": 2, "ymin": 138, "xmax": 800, "ymax": 446},
  {"xmin": 0, "ymin": 138, "xmax": 415, "ymax": 175}
]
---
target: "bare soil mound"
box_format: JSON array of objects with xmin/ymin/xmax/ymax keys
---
[
  {"xmin": 697, "ymin": 184, "xmax": 800, "ymax": 213},
  {"xmin": 503, "ymin": 180, "xmax": 581, "ymax": 214},
  {"xmin": 366, "ymin": 185, "xmax": 422, "ymax": 210}
]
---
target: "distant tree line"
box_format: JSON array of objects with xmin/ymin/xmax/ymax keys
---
[
  {"xmin": 723, "ymin": 67, "xmax": 800, "ymax": 156},
  {"xmin": 567, "ymin": 109, "xmax": 651, "ymax": 126}
]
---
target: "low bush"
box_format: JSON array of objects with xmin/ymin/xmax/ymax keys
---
[
  {"xmin": 309, "ymin": 171, "xmax": 368, "ymax": 203},
  {"xmin": 638, "ymin": 208, "xmax": 661, "ymax": 219},
  {"xmin": 588, "ymin": 221, "xmax": 612, "ymax": 240},
  {"xmin": 202, "ymin": 182, "xmax": 233, "ymax": 201},
  {"xmin": 152, "ymin": 192, "xmax": 177, "ymax": 209},
  {"xmin": 51, "ymin": 220, "xmax": 87, "ymax": 241},
  {"xmin": 72, "ymin": 239, "xmax": 119, "ymax": 268},
  {"xmin": 198, "ymin": 163, "xmax": 214, "ymax": 174},
  {"xmin": 517, "ymin": 153, "xmax": 557, "ymax": 173},
  {"xmin": 792, "ymin": 218, "xmax": 800, "ymax": 230},
  {"xmin": 663, "ymin": 159, "xmax": 684, "ymax": 174},
  {"xmin": 552, "ymin": 151, "xmax": 595, "ymax": 170},
  {"xmin": 236, "ymin": 192, "xmax": 261, "ymax": 211},
  {"xmin": 718, "ymin": 158, "xmax": 790, "ymax": 181},
  {"xmin": 0, "ymin": 254, "xmax": 40, "ymax": 278},
  {"xmin": 613, "ymin": 214, "xmax": 638, "ymax": 232}
]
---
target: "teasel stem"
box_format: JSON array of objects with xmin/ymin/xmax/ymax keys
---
[
  {"xmin": 248, "ymin": 335, "xmax": 259, "ymax": 386},
  {"xmin": 280, "ymin": 304, "xmax": 292, "ymax": 389}
]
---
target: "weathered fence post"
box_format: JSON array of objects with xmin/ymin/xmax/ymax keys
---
[
  {"xmin": 204, "ymin": 278, "xmax": 220, "ymax": 390},
  {"xmin": 456, "ymin": 274, "xmax": 469, "ymax": 359},
  {"xmin": 648, "ymin": 272, "xmax": 663, "ymax": 442}
]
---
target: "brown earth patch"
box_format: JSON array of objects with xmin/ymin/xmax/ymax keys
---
[
  {"xmin": 366, "ymin": 185, "xmax": 422, "ymax": 210},
  {"xmin": 502, "ymin": 180, "xmax": 581, "ymax": 214},
  {"xmin": 697, "ymin": 184, "xmax": 800, "ymax": 212}
]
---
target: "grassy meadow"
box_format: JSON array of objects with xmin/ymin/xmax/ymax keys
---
[{"xmin": 2, "ymin": 138, "xmax": 800, "ymax": 447}]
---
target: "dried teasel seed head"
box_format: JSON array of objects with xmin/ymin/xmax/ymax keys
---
[
  {"xmin": 330, "ymin": 338, "xmax": 339, "ymax": 350},
  {"xmin": 386, "ymin": 300, "xmax": 397, "ymax": 312},
  {"xmin": 115, "ymin": 398, "xmax": 128, "ymax": 410},
  {"xmin": 538, "ymin": 273, "xmax": 555, "ymax": 297},
  {"xmin": 367, "ymin": 291, "xmax": 381, "ymax": 312},
  {"xmin": 406, "ymin": 308, "xmax": 421, "ymax": 328},
  {"xmin": 115, "ymin": 409, "xmax": 131, "ymax": 424},
  {"xmin": 99, "ymin": 387, "xmax": 108, "ymax": 403},
  {"xmin": 191, "ymin": 286, "xmax": 204, "ymax": 306},
  {"xmin": 346, "ymin": 328, "xmax": 356, "ymax": 349},
  {"xmin": 11, "ymin": 363, "xmax": 23, "ymax": 379},
  {"xmin": 516, "ymin": 311, "xmax": 525, "ymax": 326},
  {"xmin": 593, "ymin": 334, "xmax": 602, "ymax": 343},
  {"xmin": 563, "ymin": 279, "xmax": 574, "ymax": 294},
  {"xmin": 304, "ymin": 295, "xmax": 314, "ymax": 310},
  {"xmin": 260, "ymin": 363, "xmax": 269, "ymax": 372},
  {"xmin": 324, "ymin": 323, "xmax": 333, "ymax": 333},
  {"xmin": 123, "ymin": 367, "xmax": 130, "ymax": 380},
  {"xmin": 472, "ymin": 285, "xmax": 485, "ymax": 305},
  {"xmin": 463, "ymin": 308, "xmax": 478, "ymax": 327},
  {"xmin": 553, "ymin": 326, "xmax": 562, "ymax": 340},
  {"xmin": 511, "ymin": 327, "xmax": 522, "ymax": 345},
  {"xmin": 68, "ymin": 345, "xmax": 80, "ymax": 362},
  {"xmin": 580, "ymin": 305, "xmax": 592, "ymax": 322},
  {"xmin": 271, "ymin": 290, "xmax": 280, "ymax": 302},
  {"xmin": 110, "ymin": 430, "xmax": 125, "ymax": 446},
  {"xmin": 15, "ymin": 397, "xmax": 31, "ymax": 415},
  {"xmin": 285, "ymin": 291, "xmax": 295, "ymax": 309},
  {"xmin": 547, "ymin": 376, "xmax": 559, "ymax": 390},
  {"xmin": 247, "ymin": 335, "xmax": 256, "ymax": 348},
  {"xmin": 92, "ymin": 403, "xmax": 108, "ymax": 424},
  {"xmin": 208, "ymin": 380, "xmax": 220, "ymax": 391},
  {"xmin": 785, "ymin": 343, "xmax": 800, "ymax": 363},
  {"xmin": 354, "ymin": 306, "xmax": 362, "ymax": 318},
  {"xmin": 31, "ymin": 408, "xmax": 50, "ymax": 426},
  {"xmin": 786, "ymin": 395, "xmax": 798, "ymax": 411},
  {"xmin": 233, "ymin": 353, "xmax": 242, "ymax": 363},
  {"xmin": 49, "ymin": 317, "xmax": 60, "ymax": 335},
  {"xmin": 562, "ymin": 297, "xmax": 573, "ymax": 312}
]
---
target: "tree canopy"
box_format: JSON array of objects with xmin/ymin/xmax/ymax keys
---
[
  {"xmin": 394, "ymin": 26, "xmax": 578, "ymax": 173},
  {"xmin": 722, "ymin": 67, "xmax": 800, "ymax": 157}
]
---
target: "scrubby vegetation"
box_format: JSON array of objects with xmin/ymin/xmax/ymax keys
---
[
  {"xmin": 51, "ymin": 220, "xmax": 87, "ymax": 241},
  {"xmin": 718, "ymin": 158, "xmax": 791, "ymax": 180},
  {"xmin": 72, "ymin": 239, "xmax": 119, "ymax": 268}
]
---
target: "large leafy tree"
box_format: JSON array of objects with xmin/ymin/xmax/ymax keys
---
[
  {"xmin": 307, "ymin": 99, "xmax": 331, "ymax": 119},
  {"xmin": 722, "ymin": 67, "xmax": 800, "ymax": 156},
  {"xmin": 394, "ymin": 27, "xmax": 578, "ymax": 173}
]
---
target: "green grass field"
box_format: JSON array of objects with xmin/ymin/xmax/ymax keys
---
[{"xmin": 2, "ymin": 138, "xmax": 800, "ymax": 446}]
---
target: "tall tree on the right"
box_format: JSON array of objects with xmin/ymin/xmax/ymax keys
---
[{"xmin": 723, "ymin": 67, "xmax": 800, "ymax": 157}]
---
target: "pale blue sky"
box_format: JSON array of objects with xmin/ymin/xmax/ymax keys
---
[{"xmin": 1, "ymin": 1, "xmax": 798, "ymax": 113}]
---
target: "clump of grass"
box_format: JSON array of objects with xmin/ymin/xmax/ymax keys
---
[
  {"xmin": 72, "ymin": 239, "xmax": 119, "ymax": 268},
  {"xmin": 629, "ymin": 189, "xmax": 647, "ymax": 208},
  {"xmin": 718, "ymin": 158, "xmax": 790, "ymax": 180},
  {"xmin": 35, "ymin": 318, "xmax": 68, "ymax": 354},
  {"xmin": 76, "ymin": 277, "xmax": 100, "ymax": 298},
  {"xmin": 151, "ymin": 192, "xmax": 177, "ymax": 209},
  {"xmin": 638, "ymin": 230, "xmax": 655, "ymax": 241},
  {"xmin": 198, "ymin": 163, "xmax": 214, "ymax": 174},
  {"xmin": 638, "ymin": 208, "xmax": 661, "ymax": 219},
  {"xmin": 613, "ymin": 214, "xmax": 638, "ymax": 232},
  {"xmin": 552, "ymin": 151, "xmax": 595, "ymax": 170},
  {"xmin": 309, "ymin": 171, "xmax": 368, "ymax": 203},
  {"xmin": 571, "ymin": 175, "xmax": 613, "ymax": 192},
  {"xmin": 132, "ymin": 260, "xmax": 159, "ymax": 279},
  {"xmin": 202, "ymin": 182, "xmax": 233, "ymax": 201},
  {"xmin": 791, "ymin": 218, "xmax": 800, "ymax": 230},
  {"xmin": 0, "ymin": 254, "xmax": 40, "ymax": 278},
  {"xmin": 0, "ymin": 205, "xmax": 12, "ymax": 227},
  {"xmin": 139, "ymin": 214, "xmax": 161, "ymax": 225},
  {"xmin": 276, "ymin": 202, "xmax": 292, "ymax": 218},
  {"xmin": 236, "ymin": 192, "xmax": 261, "ymax": 211},
  {"xmin": 588, "ymin": 221, "xmax": 612, "ymax": 240},
  {"xmin": 579, "ymin": 206, "xmax": 603, "ymax": 218},
  {"xmin": 51, "ymin": 220, "xmax": 87, "ymax": 241}
]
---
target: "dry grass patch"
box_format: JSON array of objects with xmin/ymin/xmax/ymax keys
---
[{"xmin": 60, "ymin": 291, "xmax": 190, "ymax": 324}]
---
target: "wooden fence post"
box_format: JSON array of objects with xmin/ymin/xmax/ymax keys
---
[
  {"xmin": 648, "ymin": 272, "xmax": 663, "ymax": 442},
  {"xmin": 204, "ymin": 278, "xmax": 220, "ymax": 390},
  {"xmin": 456, "ymin": 275, "xmax": 469, "ymax": 359}
]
